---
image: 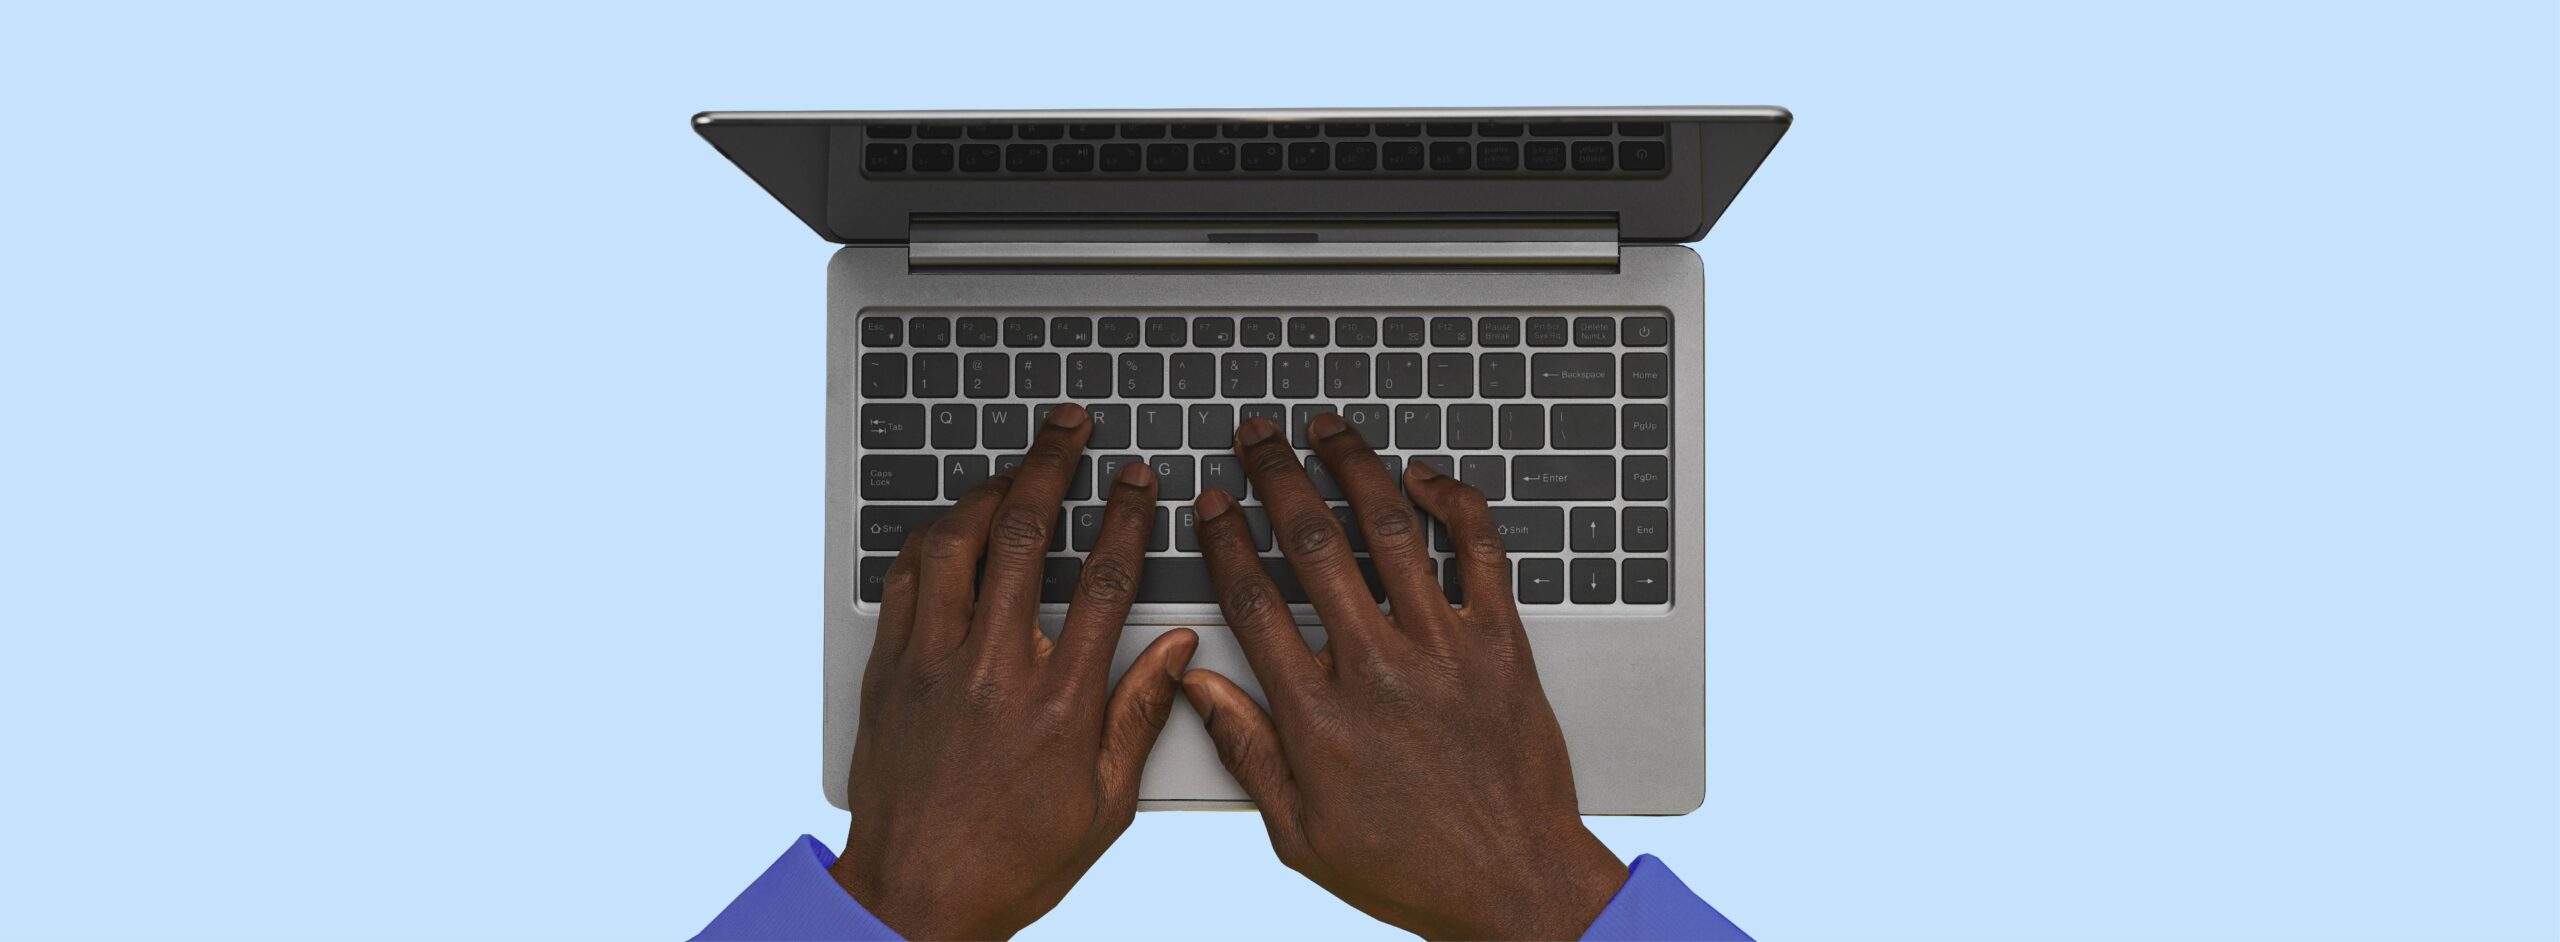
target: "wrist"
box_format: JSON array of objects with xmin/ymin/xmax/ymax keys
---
[
  {"xmin": 1447, "ymin": 823, "xmax": 1629, "ymax": 941},
  {"xmin": 828, "ymin": 859, "xmax": 1008, "ymax": 942}
]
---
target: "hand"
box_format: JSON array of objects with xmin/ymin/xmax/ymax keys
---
[
  {"xmin": 834, "ymin": 402, "xmax": 1196, "ymax": 941},
  {"xmin": 1181, "ymin": 413, "xmax": 1629, "ymax": 941}
]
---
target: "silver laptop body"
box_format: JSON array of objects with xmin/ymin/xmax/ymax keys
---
[{"xmin": 697, "ymin": 107, "xmax": 1790, "ymax": 813}]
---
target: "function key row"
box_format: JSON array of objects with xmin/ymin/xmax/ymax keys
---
[
  {"xmin": 855, "ymin": 352, "xmax": 1671, "ymax": 401},
  {"xmin": 865, "ymin": 139, "xmax": 1661, "ymax": 174},
  {"xmin": 866, "ymin": 121, "xmax": 1666, "ymax": 140},
  {"xmin": 857, "ymin": 315, "xmax": 1669, "ymax": 349}
]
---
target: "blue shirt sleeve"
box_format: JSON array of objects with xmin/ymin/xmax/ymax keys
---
[
  {"xmin": 1580, "ymin": 854, "xmax": 1752, "ymax": 941},
  {"xmin": 692, "ymin": 835, "xmax": 903, "ymax": 941}
]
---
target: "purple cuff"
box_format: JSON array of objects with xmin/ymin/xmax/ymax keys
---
[
  {"xmin": 1581, "ymin": 854, "xmax": 1752, "ymax": 941},
  {"xmin": 692, "ymin": 836, "xmax": 903, "ymax": 941}
]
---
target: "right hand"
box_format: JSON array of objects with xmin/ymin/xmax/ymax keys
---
[{"xmin": 1181, "ymin": 413, "xmax": 1631, "ymax": 941}]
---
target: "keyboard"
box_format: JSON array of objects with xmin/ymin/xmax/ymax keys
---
[
  {"xmin": 859, "ymin": 121, "xmax": 1671, "ymax": 179},
  {"xmin": 852, "ymin": 311, "xmax": 1675, "ymax": 610}
]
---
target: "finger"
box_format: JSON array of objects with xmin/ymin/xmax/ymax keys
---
[
  {"xmin": 910, "ymin": 472, "xmax": 1016, "ymax": 657},
  {"xmin": 863, "ymin": 529, "xmax": 931, "ymax": 703},
  {"xmin": 1405, "ymin": 461, "xmax": 1519, "ymax": 624},
  {"xmin": 970, "ymin": 403, "xmax": 1092, "ymax": 661},
  {"xmin": 1052, "ymin": 459, "xmax": 1158, "ymax": 698},
  {"xmin": 1305, "ymin": 412, "xmax": 1444, "ymax": 630},
  {"xmin": 1097, "ymin": 628, "xmax": 1198, "ymax": 809},
  {"xmin": 1234, "ymin": 417, "xmax": 1385, "ymax": 646},
  {"xmin": 1182, "ymin": 669, "xmax": 1306, "ymax": 854},
  {"xmin": 1196, "ymin": 489, "xmax": 1324, "ymax": 696}
]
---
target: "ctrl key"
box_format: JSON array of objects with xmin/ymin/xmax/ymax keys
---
[{"xmin": 860, "ymin": 557, "xmax": 896, "ymax": 603}]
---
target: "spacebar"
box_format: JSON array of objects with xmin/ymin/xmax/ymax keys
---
[{"xmin": 1137, "ymin": 557, "xmax": 1307, "ymax": 603}]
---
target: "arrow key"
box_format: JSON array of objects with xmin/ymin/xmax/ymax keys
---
[
  {"xmin": 1517, "ymin": 557, "xmax": 1565, "ymax": 605},
  {"xmin": 1623, "ymin": 558, "xmax": 1670, "ymax": 605}
]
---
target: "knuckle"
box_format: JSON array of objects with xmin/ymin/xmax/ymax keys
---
[
  {"xmin": 1280, "ymin": 515, "xmax": 1342, "ymax": 556},
  {"xmin": 1222, "ymin": 577, "xmax": 1281, "ymax": 625},
  {"xmin": 1078, "ymin": 556, "xmax": 1140, "ymax": 605},
  {"xmin": 1362, "ymin": 506, "xmax": 1424, "ymax": 551},
  {"xmin": 958, "ymin": 665, "xmax": 1010, "ymax": 717},
  {"xmin": 989, "ymin": 505, "xmax": 1052, "ymax": 552},
  {"xmin": 1246, "ymin": 447, "xmax": 1300, "ymax": 479},
  {"xmin": 1463, "ymin": 533, "xmax": 1510, "ymax": 560},
  {"xmin": 921, "ymin": 522, "xmax": 979, "ymax": 561}
]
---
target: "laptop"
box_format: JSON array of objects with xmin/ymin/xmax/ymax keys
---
[{"xmin": 696, "ymin": 107, "xmax": 1789, "ymax": 814}]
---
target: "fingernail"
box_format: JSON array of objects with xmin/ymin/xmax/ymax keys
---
[
  {"xmin": 1118, "ymin": 459, "xmax": 1154, "ymax": 487},
  {"xmin": 1237, "ymin": 418, "xmax": 1277, "ymax": 446},
  {"xmin": 1180, "ymin": 676, "xmax": 1214, "ymax": 720},
  {"xmin": 1408, "ymin": 460, "xmax": 1441, "ymax": 480},
  {"xmin": 1164, "ymin": 630, "xmax": 1197, "ymax": 681},
  {"xmin": 1197, "ymin": 489, "xmax": 1236, "ymax": 521},
  {"xmin": 1309, "ymin": 411, "xmax": 1351, "ymax": 438},
  {"xmin": 1047, "ymin": 402, "xmax": 1089, "ymax": 428}
]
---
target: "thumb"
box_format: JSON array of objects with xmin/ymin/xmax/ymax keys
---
[{"xmin": 1098, "ymin": 628, "xmax": 1198, "ymax": 808}]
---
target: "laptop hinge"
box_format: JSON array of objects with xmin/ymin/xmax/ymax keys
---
[{"xmin": 905, "ymin": 214, "xmax": 1619, "ymax": 272}]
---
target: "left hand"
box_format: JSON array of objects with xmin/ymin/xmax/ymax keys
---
[{"xmin": 830, "ymin": 402, "xmax": 1197, "ymax": 941}]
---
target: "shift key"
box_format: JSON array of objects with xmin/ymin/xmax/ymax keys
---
[
  {"xmin": 1530, "ymin": 353, "xmax": 1615, "ymax": 398},
  {"xmin": 1511, "ymin": 456, "xmax": 1615, "ymax": 501}
]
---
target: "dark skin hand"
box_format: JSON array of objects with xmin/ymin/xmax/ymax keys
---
[
  {"xmin": 834, "ymin": 402, "xmax": 1198, "ymax": 941},
  {"xmin": 1183, "ymin": 413, "xmax": 1631, "ymax": 941}
]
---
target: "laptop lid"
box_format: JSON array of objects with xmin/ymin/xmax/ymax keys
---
[{"xmin": 695, "ymin": 107, "xmax": 1789, "ymax": 246}]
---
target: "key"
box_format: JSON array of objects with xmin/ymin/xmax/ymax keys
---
[
  {"xmin": 913, "ymin": 353, "xmax": 959, "ymax": 398},
  {"xmin": 1324, "ymin": 353, "xmax": 1371, "ymax": 398},
  {"xmin": 1151, "ymin": 455, "xmax": 1196, "ymax": 499},
  {"xmin": 930, "ymin": 403, "xmax": 976, "ymax": 449},
  {"xmin": 1512, "ymin": 456, "xmax": 1613, "ymax": 500},
  {"xmin": 1623, "ymin": 316, "xmax": 1669, "ymax": 347},
  {"xmin": 860, "ymin": 557, "xmax": 894, "ymax": 603},
  {"xmin": 1430, "ymin": 317, "xmax": 1471, "ymax": 346},
  {"xmin": 1526, "ymin": 317, "xmax": 1570, "ymax": 347},
  {"xmin": 1175, "ymin": 505, "xmax": 1202, "ymax": 552},
  {"xmin": 1188, "ymin": 404, "xmax": 1236, "ymax": 449},
  {"xmin": 1272, "ymin": 354, "xmax": 1319, "ymax": 398},
  {"xmin": 1003, "ymin": 317, "xmax": 1044, "ymax": 347},
  {"xmin": 1530, "ymin": 353, "xmax": 1615, "ymax": 398},
  {"xmin": 1382, "ymin": 140, "xmax": 1425, "ymax": 170},
  {"xmin": 1623, "ymin": 507, "xmax": 1670, "ymax": 553},
  {"xmin": 859, "ymin": 455, "xmax": 938, "ymax": 500},
  {"xmin": 1193, "ymin": 316, "xmax": 1236, "ymax": 347},
  {"xmin": 1134, "ymin": 558, "xmax": 1219, "ymax": 603},
  {"xmin": 1242, "ymin": 507, "xmax": 1275, "ymax": 552},
  {"xmin": 1170, "ymin": 353, "xmax": 1216, "ymax": 399},
  {"xmin": 860, "ymin": 317, "xmax": 902, "ymax": 347},
  {"xmin": 1429, "ymin": 141, "xmax": 1471, "ymax": 170},
  {"xmin": 1095, "ymin": 455, "xmax": 1142, "ymax": 494},
  {"xmin": 1623, "ymin": 455, "xmax": 1670, "ymax": 501},
  {"xmin": 1570, "ymin": 558, "xmax": 1617, "ymax": 604},
  {"xmin": 1573, "ymin": 316, "xmax": 1615, "ymax": 346},
  {"xmin": 1305, "ymin": 456, "xmax": 1346, "ymax": 500},
  {"xmin": 911, "ymin": 318, "xmax": 952, "ymax": 348},
  {"xmin": 984, "ymin": 404, "xmax": 1030, "ymax": 449},
  {"xmin": 1088, "ymin": 404, "xmax": 1131, "ymax": 449},
  {"xmin": 1571, "ymin": 140, "xmax": 1613, "ymax": 172},
  {"xmin": 1447, "ymin": 404, "xmax": 1493, "ymax": 450},
  {"xmin": 1289, "ymin": 404, "xmax": 1337, "ymax": 448},
  {"xmin": 1551, "ymin": 404, "xmax": 1615, "ymax": 449},
  {"xmin": 1570, "ymin": 506, "xmax": 1616, "ymax": 552},
  {"xmin": 1479, "ymin": 316, "xmax": 1521, "ymax": 347},
  {"xmin": 1221, "ymin": 353, "xmax": 1267, "ymax": 398},
  {"xmin": 1427, "ymin": 354, "xmax": 1473, "ymax": 398},
  {"xmin": 1070, "ymin": 505, "xmax": 1108, "ymax": 551},
  {"xmin": 861, "ymin": 506, "xmax": 945, "ymax": 550},
  {"xmin": 1623, "ymin": 558, "xmax": 1670, "ymax": 605},
  {"xmin": 1623, "ymin": 353, "xmax": 1669, "ymax": 399},
  {"xmin": 1145, "ymin": 317, "xmax": 1186, "ymax": 347},
  {"xmin": 1118, "ymin": 353, "xmax": 1164, "ymax": 398},
  {"xmin": 945, "ymin": 455, "xmax": 991, "ymax": 499},
  {"xmin": 1383, "ymin": 317, "xmax": 1427, "ymax": 347},
  {"xmin": 1041, "ymin": 558, "xmax": 1080, "ymax": 603},
  {"xmin": 994, "ymin": 454, "xmax": 1024, "ymax": 475},
  {"xmin": 1342, "ymin": 403, "xmax": 1393, "ymax": 448},
  {"xmin": 1442, "ymin": 555, "xmax": 1466, "ymax": 604},
  {"xmin": 1066, "ymin": 456, "xmax": 1095, "ymax": 500},
  {"xmin": 1491, "ymin": 507, "xmax": 1565, "ymax": 552},
  {"xmin": 1049, "ymin": 316, "xmax": 1092, "ymax": 347},
  {"xmin": 1517, "ymin": 558, "xmax": 1565, "ymax": 605},
  {"xmin": 1016, "ymin": 353, "xmax": 1061, "ymax": 398},
  {"xmin": 1287, "ymin": 316, "xmax": 1330, "ymax": 347},
  {"xmin": 1479, "ymin": 352, "xmax": 1527, "ymax": 399},
  {"xmin": 1240, "ymin": 403, "xmax": 1286, "ymax": 431},
  {"xmin": 1202, "ymin": 455, "xmax": 1246, "ymax": 499},
  {"xmin": 1239, "ymin": 317, "xmax": 1284, "ymax": 347},
  {"xmin": 1098, "ymin": 317, "xmax": 1142, "ymax": 347},
  {"xmin": 1498, "ymin": 404, "xmax": 1544, "ymax": 449},
  {"xmin": 1394, "ymin": 404, "xmax": 1441, "ymax": 449},
  {"xmin": 1066, "ymin": 353, "xmax": 1112, "ymax": 399},
  {"xmin": 964, "ymin": 353, "xmax": 1007, "ymax": 398},
  {"xmin": 1337, "ymin": 316, "xmax": 1378, "ymax": 347},
  {"xmin": 1148, "ymin": 506, "xmax": 1171, "ymax": 551},
  {"xmin": 860, "ymin": 353, "xmax": 907, "ymax": 398},
  {"xmin": 958, "ymin": 317, "xmax": 1000, "ymax": 347},
  {"xmin": 860, "ymin": 404, "xmax": 926, "ymax": 448},
  {"xmin": 1376, "ymin": 353, "xmax": 1424, "ymax": 398},
  {"xmin": 1459, "ymin": 455, "xmax": 1506, "ymax": 499},
  {"xmin": 1623, "ymin": 404, "xmax": 1669, "ymax": 449},
  {"xmin": 1137, "ymin": 404, "xmax": 1184, "ymax": 449}
]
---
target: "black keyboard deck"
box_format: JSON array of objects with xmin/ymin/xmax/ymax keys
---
[
  {"xmin": 859, "ymin": 122, "xmax": 1671, "ymax": 179},
  {"xmin": 852, "ymin": 311, "xmax": 1675, "ymax": 610}
]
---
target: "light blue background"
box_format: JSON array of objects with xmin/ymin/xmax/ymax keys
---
[{"xmin": 2, "ymin": 2, "xmax": 2553, "ymax": 939}]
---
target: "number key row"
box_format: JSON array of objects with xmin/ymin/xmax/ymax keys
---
[{"xmin": 859, "ymin": 351, "xmax": 1669, "ymax": 400}]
